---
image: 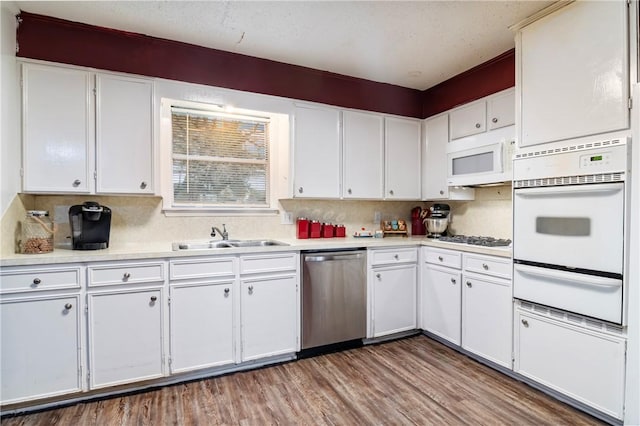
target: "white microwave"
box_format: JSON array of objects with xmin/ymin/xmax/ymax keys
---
[{"xmin": 447, "ymin": 139, "xmax": 514, "ymax": 186}]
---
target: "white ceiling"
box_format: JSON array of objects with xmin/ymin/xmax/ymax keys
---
[{"xmin": 14, "ymin": 1, "xmax": 555, "ymax": 91}]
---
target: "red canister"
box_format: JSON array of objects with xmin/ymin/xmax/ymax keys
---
[
  {"xmin": 297, "ymin": 217, "xmax": 309, "ymax": 239},
  {"xmin": 310, "ymin": 220, "xmax": 322, "ymax": 238},
  {"xmin": 335, "ymin": 224, "xmax": 346, "ymax": 238},
  {"xmin": 322, "ymin": 223, "xmax": 334, "ymax": 238}
]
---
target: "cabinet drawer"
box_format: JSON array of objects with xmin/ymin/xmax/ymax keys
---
[
  {"xmin": 423, "ymin": 248, "xmax": 461, "ymax": 269},
  {"xmin": 464, "ymin": 254, "xmax": 511, "ymax": 279},
  {"xmin": 0, "ymin": 266, "xmax": 81, "ymax": 294},
  {"xmin": 88, "ymin": 262, "xmax": 165, "ymax": 287},
  {"xmin": 369, "ymin": 248, "xmax": 417, "ymax": 266},
  {"xmin": 170, "ymin": 257, "xmax": 236, "ymax": 281},
  {"xmin": 240, "ymin": 253, "xmax": 297, "ymax": 275}
]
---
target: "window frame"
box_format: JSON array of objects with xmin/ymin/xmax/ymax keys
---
[{"xmin": 160, "ymin": 98, "xmax": 287, "ymax": 216}]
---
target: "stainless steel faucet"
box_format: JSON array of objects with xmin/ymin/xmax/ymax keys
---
[{"xmin": 211, "ymin": 224, "xmax": 229, "ymax": 240}]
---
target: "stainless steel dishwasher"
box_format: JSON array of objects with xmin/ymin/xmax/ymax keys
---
[{"xmin": 301, "ymin": 249, "xmax": 367, "ymax": 350}]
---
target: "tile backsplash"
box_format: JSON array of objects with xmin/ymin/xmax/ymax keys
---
[{"xmin": 0, "ymin": 185, "xmax": 512, "ymax": 255}]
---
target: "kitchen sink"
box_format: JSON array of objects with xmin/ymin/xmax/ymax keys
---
[{"xmin": 172, "ymin": 239, "xmax": 289, "ymax": 251}]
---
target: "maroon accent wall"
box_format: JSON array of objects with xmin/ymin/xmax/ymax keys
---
[
  {"xmin": 421, "ymin": 50, "xmax": 515, "ymax": 118},
  {"xmin": 16, "ymin": 12, "xmax": 515, "ymax": 120}
]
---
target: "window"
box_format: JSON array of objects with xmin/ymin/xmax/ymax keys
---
[{"xmin": 161, "ymin": 99, "xmax": 287, "ymax": 215}]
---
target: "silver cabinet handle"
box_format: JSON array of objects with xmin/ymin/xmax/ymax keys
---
[
  {"xmin": 140, "ymin": 181, "xmax": 147, "ymax": 189},
  {"xmin": 64, "ymin": 303, "xmax": 72, "ymax": 310},
  {"xmin": 347, "ymin": 188, "xmax": 352, "ymax": 195},
  {"xmin": 73, "ymin": 179, "xmax": 81, "ymax": 187},
  {"xmin": 389, "ymin": 190, "xmax": 394, "ymax": 196},
  {"xmin": 521, "ymin": 319, "xmax": 529, "ymax": 327},
  {"xmin": 492, "ymin": 117, "xmax": 498, "ymax": 123},
  {"xmin": 298, "ymin": 187, "xmax": 303, "ymax": 194},
  {"xmin": 475, "ymin": 123, "xmax": 481, "ymax": 128},
  {"xmin": 123, "ymin": 272, "xmax": 131, "ymax": 280},
  {"xmin": 482, "ymin": 263, "xmax": 489, "ymax": 270},
  {"xmin": 150, "ymin": 296, "xmax": 157, "ymax": 302},
  {"xmin": 33, "ymin": 278, "xmax": 41, "ymax": 285},
  {"xmin": 466, "ymin": 281, "xmax": 472, "ymax": 288},
  {"xmin": 224, "ymin": 288, "xmax": 230, "ymax": 296},
  {"xmin": 450, "ymin": 278, "xmax": 456, "ymax": 284},
  {"xmin": 248, "ymin": 285, "xmax": 254, "ymax": 294},
  {"xmin": 438, "ymin": 256, "xmax": 444, "ymax": 261},
  {"xmin": 376, "ymin": 273, "xmax": 381, "ymax": 279},
  {"xmin": 439, "ymin": 190, "xmax": 444, "ymax": 195},
  {"xmin": 394, "ymin": 254, "xmax": 399, "ymax": 260}
]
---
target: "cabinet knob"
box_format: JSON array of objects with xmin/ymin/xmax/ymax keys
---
[
  {"xmin": 64, "ymin": 303, "xmax": 72, "ymax": 310},
  {"xmin": 150, "ymin": 296, "xmax": 157, "ymax": 302},
  {"xmin": 347, "ymin": 188, "xmax": 352, "ymax": 195},
  {"xmin": 521, "ymin": 319, "xmax": 529, "ymax": 328},
  {"xmin": 492, "ymin": 117, "xmax": 498, "ymax": 124},
  {"xmin": 475, "ymin": 123, "xmax": 481, "ymax": 129},
  {"xmin": 376, "ymin": 273, "xmax": 381, "ymax": 280},
  {"xmin": 438, "ymin": 256, "xmax": 443, "ymax": 261},
  {"xmin": 32, "ymin": 278, "xmax": 41, "ymax": 285},
  {"xmin": 394, "ymin": 254, "xmax": 399, "ymax": 260},
  {"xmin": 450, "ymin": 278, "xmax": 456, "ymax": 284},
  {"xmin": 482, "ymin": 263, "xmax": 489, "ymax": 270},
  {"xmin": 140, "ymin": 181, "xmax": 148, "ymax": 189},
  {"xmin": 73, "ymin": 179, "xmax": 81, "ymax": 187},
  {"xmin": 224, "ymin": 288, "xmax": 230, "ymax": 296},
  {"xmin": 123, "ymin": 272, "xmax": 131, "ymax": 281},
  {"xmin": 389, "ymin": 190, "xmax": 394, "ymax": 196},
  {"xmin": 248, "ymin": 285, "xmax": 254, "ymax": 294},
  {"xmin": 439, "ymin": 190, "xmax": 444, "ymax": 195},
  {"xmin": 298, "ymin": 187, "xmax": 303, "ymax": 194},
  {"xmin": 466, "ymin": 281, "xmax": 472, "ymax": 288}
]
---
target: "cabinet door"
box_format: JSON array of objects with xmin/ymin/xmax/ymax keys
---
[
  {"xmin": 422, "ymin": 114, "xmax": 450, "ymax": 200},
  {"xmin": 514, "ymin": 310, "xmax": 625, "ymax": 419},
  {"xmin": 421, "ymin": 265, "xmax": 461, "ymax": 345},
  {"xmin": 372, "ymin": 264, "xmax": 417, "ymax": 337},
  {"xmin": 519, "ymin": 1, "xmax": 629, "ymax": 146},
  {"xmin": 240, "ymin": 275, "xmax": 297, "ymax": 361},
  {"xmin": 22, "ymin": 63, "xmax": 92, "ymax": 193},
  {"xmin": 462, "ymin": 274, "xmax": 512, "ymax": 368},
  {"xmin": 96, "ymin": 74, "xmax": 154, "ymax": 194},
  {"xmin": 487, "ymin": 89, "xmax": 515, "ymax": 131},
  {"xmin": 0, "ymin": 295, "xmax": 82, "ymax": 404},
  {"xmin": 169, "ymin": 281, "xmax": 234, "ymax": 373},
  {"xmin": 385, "ymin": 117, "xmax": 421, "ymax": 199},
  {"xmin": 88, "ymin": 289, "xmax": 164, "ymax": 388},
  {"xmin": 293, "ymin": 105, "xmax": 341, "ymax": 198},
  {"xmin": 343, "ymin": 110, "xmax": 384, "ymax": 199},
  {"xmin": 449, "ymin": 100, "xmax": 486, "ymax": 140}
]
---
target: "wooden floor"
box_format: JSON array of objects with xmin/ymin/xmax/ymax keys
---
[{"xmin": 2, "ymin": 335, "xmax": 603, "ymax": 425}]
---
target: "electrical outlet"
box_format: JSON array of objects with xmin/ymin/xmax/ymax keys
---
[
  {"xmin": 373, "ymin": 211, "xmax": 381, "ymax": 224},
  {"xmin": 281, "ymin": 211, "xmax": 294, "ymax": 225}
]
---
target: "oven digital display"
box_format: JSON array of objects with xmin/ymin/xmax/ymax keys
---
[{"xmin": 590, "ymin": 155, "xmax": 603, "ymax": 162}]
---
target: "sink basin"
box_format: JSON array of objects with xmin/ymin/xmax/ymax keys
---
[{"xmin": 172, "ymin": 239, "xmax": 289, "ymax": 251}]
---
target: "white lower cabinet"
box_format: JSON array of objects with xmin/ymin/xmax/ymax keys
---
[
  {"xmin": 421, "ymin": 247, "xmax": 512, "ymax": 368},
  {"xmin": 368, "ymin": 247, "xmax": 417, "ymax": 338},
  {"xmin": 87, "ymin": 261, "xmax": 166, "ymax": 389},
  {"xmin": 514, "ymin": 306, "xmax": 626, "ymax": 419}
]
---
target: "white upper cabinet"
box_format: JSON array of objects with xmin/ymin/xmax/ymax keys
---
[
  {"xmin": 292, "ymin": 105, "xmax": 341, "ymax": 198},
  {"xmin": 517, "ymin": 1, "xmax": 630, "ymax": 147},
  {"xmin": 342, "ymin": 110, "xmax": 384, "ymax": 199},
  {"xmin": 487, "ymin": 89, "xmax": 515, "ymax": 131},
  {"xmin": 22, "ymin": 63, "xmax": 93, "ymax": 193},
  {"xmin": 450, "ymin": 99, "xmax": 486, "ymax": 140},
  {"xmin": 422, "ymin": 114, "xmax": 450, "ymax": 200},
  {"xmin": 96, "ymin": 74, "xmax": 154, "ymax": 194},
  {"xmin": 384, "ymin": 117, "xmax": 421, "ymax": 199}
]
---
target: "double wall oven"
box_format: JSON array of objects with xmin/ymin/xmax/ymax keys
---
[{"xmin": 512, "ymin": 139, "xmax": 629, "ymax": 325}]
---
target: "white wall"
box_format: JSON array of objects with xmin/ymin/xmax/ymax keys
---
[{"xmin": 0, "ymin": 2, "xmax": 21, "ymax": 216}]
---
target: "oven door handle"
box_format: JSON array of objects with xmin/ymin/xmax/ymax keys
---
[
  {"xmin": 515, "ymin": 264, "xmax": 622, "ymax": 288},
  {"xmin": 515, "ymin": 183, "xmax": 623, "ymax": 197}
]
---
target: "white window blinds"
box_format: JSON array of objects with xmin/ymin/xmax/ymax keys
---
[{"xmin": 171, "ymin": 107, "xmax": 270, "ymax": 208}]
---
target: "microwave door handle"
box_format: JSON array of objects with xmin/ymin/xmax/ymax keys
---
[
  {"xmin": 515, "ymin": 264, "xmax": 622, "ymax": 288},
  {"xmin": 515, "ymin": 184, "xmax": 623, "ymax": 197}
]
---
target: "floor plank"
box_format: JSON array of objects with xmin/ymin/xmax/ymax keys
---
[{"xmin": 1, "ymin": 335, "xmax": 604, "ymax": 425}]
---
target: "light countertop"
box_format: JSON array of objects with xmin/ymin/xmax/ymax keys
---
[{"xmin": 1, "ymin": 236, "xmax": 511, "ymax": 267}]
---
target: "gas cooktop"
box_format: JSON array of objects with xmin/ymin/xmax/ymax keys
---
[{"xmin": 436, "ymin": 235, "xmax": 512, "ymax": 247}]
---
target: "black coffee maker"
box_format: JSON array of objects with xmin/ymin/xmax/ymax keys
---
[{"xmin": 69, "ymin": 202, "xmax": 112, "ymax": 250}]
